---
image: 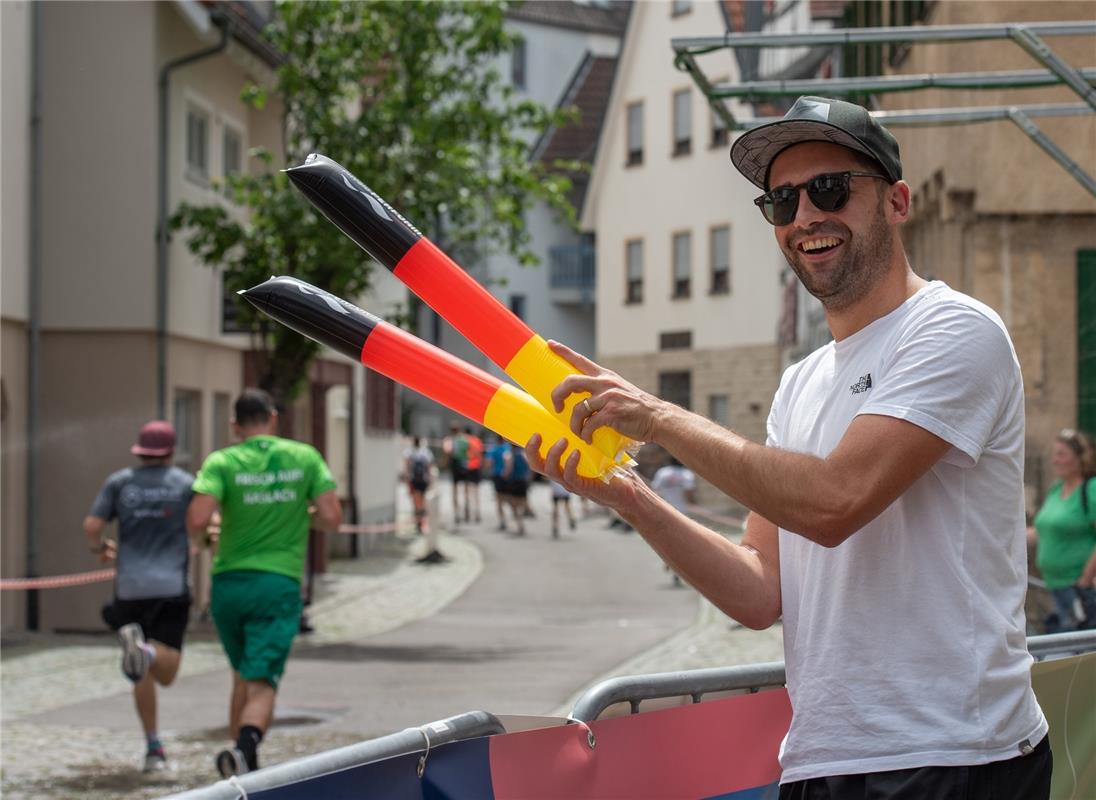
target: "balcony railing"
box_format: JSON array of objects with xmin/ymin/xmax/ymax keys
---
[{"xmin": 549, "ymin": 243, "xmax": 595, "ymax": 304}]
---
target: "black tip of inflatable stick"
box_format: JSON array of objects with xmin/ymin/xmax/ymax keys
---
[
  {"xmin": 286, "ymin": 153, "xmax": 421, "ymax": 271},
  {"xmin": 240, "ymin": 276, "xmax": 379, "ymax": 361}
]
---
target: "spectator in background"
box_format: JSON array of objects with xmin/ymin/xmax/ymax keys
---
[
  {"xmin": 404, "ymin": 436, "xmax": 434, "ymax": 534},
  {"xmin": 550, "ymin": 480, "xmax": 577, "ymax": 539},
  {"xmin": 486, "ymin": 434, "xmax": 511, "ymax": 532},
  {"xmin": 441, "ymin": 422, "xmax": 466, "ymax": 526},
  {"xmin": 461, "ymin": 425, "xmax": 484, "ymax": 524},
  {"xmin": 84, "ymin": 420, "xmax": 194, "ymax": 773},
  {"xmin": 501, "ymin": 441, "xmax": 532, "ymax": 536},
  {"xmin": 1029, "ymin": 428, "xmax": 1096, "ymax": 631},
  {"xmin": 187, "ymin": 389, "xmax": 341, "ymax": 778},
  {"xmin": 651, "ymin": 455, "xmax": 696, "ymax": 587}
]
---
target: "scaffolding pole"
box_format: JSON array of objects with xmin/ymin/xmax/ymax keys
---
[{"xmin": 710, "ymin": 67, "xmax": 1096, "ymax": 99}]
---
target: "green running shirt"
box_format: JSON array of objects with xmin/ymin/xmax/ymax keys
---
[{"xmin": 193, "ymin": 435, "xmax": 336, "ymax": 581}]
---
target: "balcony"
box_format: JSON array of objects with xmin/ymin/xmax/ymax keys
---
[{"xmin": 549, "ymin": 243, "xmax": 596, "ymax": 305}]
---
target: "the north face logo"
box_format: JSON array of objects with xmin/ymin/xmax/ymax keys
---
[{"xmin": 850, "ymin": 373, "xmax": 872, "ymax": 394}]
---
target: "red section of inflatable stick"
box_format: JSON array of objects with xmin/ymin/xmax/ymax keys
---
[
  {"xmin": 361, "ymin": 320, "xmax": 499, "ymax": 423},
  {"xmin": 393, "ymin": 238, "xmax": 533, "ymax": 368}
]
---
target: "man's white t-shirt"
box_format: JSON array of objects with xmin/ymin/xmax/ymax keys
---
[{"xmin": 767, "ymin": 281, "xmax": 1046, "ymax": 783}]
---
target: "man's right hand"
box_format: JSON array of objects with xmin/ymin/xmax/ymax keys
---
[
  {"xmin": 524, "ymin": 433, "xmax": 647, "ymax": 517},
  {"xmin": 98, "ymin": 539, "xmax": 117, "ymax": 565}
]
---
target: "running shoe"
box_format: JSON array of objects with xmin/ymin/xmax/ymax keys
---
[
  {"xmin": 143, "ymin": 749, "xmax": 169, "ymax": 773},
  {"xmin": 216, "ymin": 747, "xmax": 249, "ymax": 778},
  {"xmin": 118, "ymin": 622, "xmax": 150, "ymax": 682}
]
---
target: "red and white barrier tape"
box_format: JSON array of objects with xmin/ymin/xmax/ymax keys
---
[{"xmin": 0, "ymin": 567, "xmax": 116, "ymax": 591}]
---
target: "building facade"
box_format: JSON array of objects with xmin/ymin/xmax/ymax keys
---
[{"xmin": 1, "ymin": 0, "xmax": 402, "ymax": 633}]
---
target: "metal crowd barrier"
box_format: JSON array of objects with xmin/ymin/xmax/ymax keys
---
[
  {"xmin": 166, "ymin": 631, "xmax": 1096, "ymax": 798},
  {"xmin": 571, "ymin": 630, "xmax": 1096, "ymax": 722},
  {"xmin": 165, "ymin": 710, "xmax": 504, "ymax": 800}
]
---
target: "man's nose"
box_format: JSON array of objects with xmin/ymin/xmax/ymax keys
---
[{"xmin": 791, "ymin": 186, "xmax": 827, "ymax": 228}]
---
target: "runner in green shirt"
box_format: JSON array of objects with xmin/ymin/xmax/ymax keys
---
[{"xmin": 188, "ymin": 389, "xmax": 341, "ymax": 778}]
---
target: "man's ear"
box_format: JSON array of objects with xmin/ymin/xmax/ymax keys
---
[{"xmin": 888, "ymin": 180, "xmax": 912, "ymax": 224}]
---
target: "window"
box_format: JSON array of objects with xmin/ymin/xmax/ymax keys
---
[
  {"xmin": 365, "ymin": 369, "xmax": 397, "ymax": 432},
  {"xmin": 710, "ymin": 226, "xmax": 731, "ymax": 295},
  {"xmin": 223, "ymin": 126, "xmax": 242, "ymax": 178},
  {"xmin": 659, "ymin": 371, "xmax": 692, "ymax": 411},
  {"xmin": 711, "ymin": 99, "xmax": 729, "ymax": 148},
  {"xmin": 626, "ymin": 239, "xmax": 643, "ymax": 304},
  {"xmin": 510, "ymin": 294, "xmax": 526, "ymax": 320},
  {"xmin": 672, "ymin": 232, "xmax": 691, "ymax": 299},
  {"xmin": 626, "ymin": 102, "xmax": 644, "ymax": 166},
  {"xmin": 709, "ymin": 394, "xmax": 729, "ymax": 427},
  {"xmin": 511, "ymin": 39, "xmax": 526, "ymax": 90},
  {"xmin": 173, "ymin": 389, "xmax": 202, "ymax": 472},
  {"xmin": 672, "ymin": 89, "xmax": 692, "ymax": 156},
  {"xmin": 185, "ymin": 106, "xmax": 209, "ymax": 183},
  {"xmin": 212, "ymin": 392, "xmax": 232, "ymax": 450},
  {"xmin": 659, "ymin": 331, "xmax": 692, "ymax": 350},
  {"xmin": 221, "ymin": 271, "xmax": 249, "ymax": 333},
  {"xmin": 671, "ymin": 0, "xmax": 693, "ymax": 16}
]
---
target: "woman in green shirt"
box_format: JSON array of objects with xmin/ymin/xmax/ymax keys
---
[{"xmin": 1030, "ymin": 428, "xmax": 1096, "ymax": 632}]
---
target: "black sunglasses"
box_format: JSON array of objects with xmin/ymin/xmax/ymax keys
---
[{"xmin": 754, "ymin": 171, "xmax": 889, "ymax": 226}]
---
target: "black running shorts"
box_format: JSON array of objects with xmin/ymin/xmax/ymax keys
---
[{"xmin": 102, "ymin": 594, "xmax": 191, "ymax": 651}]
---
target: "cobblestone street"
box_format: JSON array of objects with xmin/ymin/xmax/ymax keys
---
[{"xmin": 1, "ymin": 482, "xmax": 782, "ymax": 799}]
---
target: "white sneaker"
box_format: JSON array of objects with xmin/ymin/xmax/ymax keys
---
[
  {"xmin": 118, "ymin": 623, "xmax": 150, "ymax": 682},
  {"xmin": 143, "ymin": 749, "xmax": 169, "ymax": 773}
]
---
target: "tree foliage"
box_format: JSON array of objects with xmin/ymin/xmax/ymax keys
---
[{"xmin": 171, "ymin": 1, "xmax": 577, "ymax": 406}]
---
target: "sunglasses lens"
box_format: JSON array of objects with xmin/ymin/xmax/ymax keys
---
[
  {"xmin": 807, "ymin": 174, "xmax": 850, "ymax": 212},
  {"xmin": 764, "ymin": 189, "xmax": 797, "ymax": 226}
]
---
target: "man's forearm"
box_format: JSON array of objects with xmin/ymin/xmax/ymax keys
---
[
  {"xmin": 650, "ymin": 406, "xmax": 847, "ymax": 545},
  {"xmin": 618, "ymin": 481, "xmax": 780, "ymax": 629}
]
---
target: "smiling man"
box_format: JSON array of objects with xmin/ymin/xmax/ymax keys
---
[{"xmin": 526, "ymin": 96, "xmax": 1051, "ymax": 798}]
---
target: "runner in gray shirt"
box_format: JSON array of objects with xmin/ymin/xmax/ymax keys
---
[{"xmin": 84, "ymin": 420, "xmax": 194, "ymax": 773}]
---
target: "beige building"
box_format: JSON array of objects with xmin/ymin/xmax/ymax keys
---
[
  {"xmin": 581, "ymin": 0, "xmax": 834, "ymax": 507},
  {"xmin": 862, "ymin": 0, "xmax": 1096, "ymax": 499},
  {"xmin": 1, "ymin": 1, "xmax": 402, "ymax": 633}
]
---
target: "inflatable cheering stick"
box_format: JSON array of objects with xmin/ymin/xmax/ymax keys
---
[
  {"xmin": 241, "ymin": 276, "xmax": 619, "ymax": 480},
  {"xmin": 285, "ymin": 154, "xmax": 638, "ymax": 466}
]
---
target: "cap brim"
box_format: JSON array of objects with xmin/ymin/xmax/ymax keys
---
[
  {"xmin": 131, "ymin": 445, "xmax": 173, "ymax": 457},
  {"xmin": 730, "ymin": 119, "xmax": 881, "ymax": 189}
]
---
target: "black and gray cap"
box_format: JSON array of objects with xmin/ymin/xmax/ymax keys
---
[{"xmin": 730, "ymin": 96, "xmax": 902, "ymax": 190}]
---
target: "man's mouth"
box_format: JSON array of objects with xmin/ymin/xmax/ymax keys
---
[{"xmin": 796, "ymin": 235, "xmax": 845, "ymax": 256}]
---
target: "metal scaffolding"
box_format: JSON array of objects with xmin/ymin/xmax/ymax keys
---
[{"xmin": 672, "ymin": 20, "xmax": 1096, "ymax": 195}]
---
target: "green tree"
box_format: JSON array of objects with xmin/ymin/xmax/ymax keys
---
[{"xmin": 172, "ymin": 1, "xmax": 576, "ymax": 407}]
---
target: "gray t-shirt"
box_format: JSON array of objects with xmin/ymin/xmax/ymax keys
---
[{"xmin": 90, "ymin": 465, "xmax": 194, "ymax": 600}]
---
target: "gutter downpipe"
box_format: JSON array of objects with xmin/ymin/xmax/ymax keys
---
[
  {"xmin": 156, "ymin": 12, "xmax": 231, "ymax": 417},
  {"xmin": 26, "ymin": 0, "xmax": 43, "ymax": 630}
]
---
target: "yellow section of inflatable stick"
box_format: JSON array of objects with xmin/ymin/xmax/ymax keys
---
[
  {"xmin": 483, "ymin": 383, "xmax": 618, "ymax": 481},
  {"xmin": 505, "ymin": 335, "xmax": 637, "ymax": 464}
]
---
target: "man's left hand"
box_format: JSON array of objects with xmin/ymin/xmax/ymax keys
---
[{"xmin": 547, "ymin": 340, "xmax": 666, "ymax": 445}]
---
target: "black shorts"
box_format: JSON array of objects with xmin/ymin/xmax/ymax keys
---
[
  {"xmin": 464, "ymin": 467, "xmax": 481, "ymax": 483},
  {"xmin": 451, "ymin": 464, "xmax": 467, "ymax": 483},
  {"xmin": 102, "ymin": 594, "xmax": 191, "ymax": 651},
  {"xmin": 492, "ymin": 476, "xmax": 507, "ymax": 495},
  {"xmin": 778, "ymin": 735, "xmax": 1051, "ymax": 800},
  {"xmin": 410, "ymin": 478, "xmax": 429, "ymax": 493},
  {"xmin": 504, "ymin": 480, "xmax": 528, "ymax": 499}
]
